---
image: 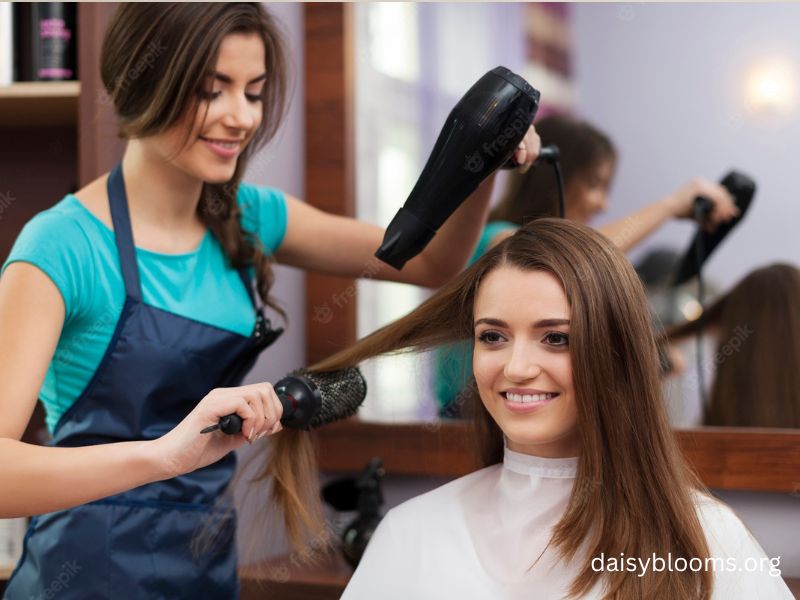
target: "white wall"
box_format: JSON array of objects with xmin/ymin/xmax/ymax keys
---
[
  {"xmin": 573, "ymin": 3, "xmax": 799, "ymax": 288},
  {"xmin": 574, "ymin": 2, "xmax": 800, "ymax": 577}
]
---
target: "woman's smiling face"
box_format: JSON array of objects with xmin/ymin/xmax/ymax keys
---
[
  {"xmin": 472, "ymin": 266, "xmax": 579, "ymax": 458},
  {"xmin": 147, "ymin": 32, "xmax": 267, "ymax": 184}
]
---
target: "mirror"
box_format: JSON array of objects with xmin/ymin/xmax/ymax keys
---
[{"xmin": 351, "ymin": 3, "xmax": 800, "ymax": 432}]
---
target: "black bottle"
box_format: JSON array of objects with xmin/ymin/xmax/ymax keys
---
[{"xmin": 15, "ymin": 3, "xmax": 77, "ymax": 82}]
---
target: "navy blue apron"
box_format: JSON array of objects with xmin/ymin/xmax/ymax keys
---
[{"xmin": 5, "ymin": 164, "xmax": 280, "ymax": 599}]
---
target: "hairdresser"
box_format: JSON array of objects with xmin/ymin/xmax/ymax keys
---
[
  {"xmin": 0, "ymin": 4, "xmax": 540, "ymax": 599},
  {"xmin": 436, "ymin": 114, "xmax": 739, "ymax": 415}
]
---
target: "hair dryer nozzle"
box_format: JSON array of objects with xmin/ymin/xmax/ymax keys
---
[
  {"xmin": 375, "ymin": 208, "xmax": 437, "ymax": 270},
  {"xmin": 375, "ymin": 66, "xmax": 541, "ymax": 270}
]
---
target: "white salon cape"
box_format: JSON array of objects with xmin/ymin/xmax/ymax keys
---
[{"xmin": 342, "ymin": 447, "xmax": 793, "ymax": 600}]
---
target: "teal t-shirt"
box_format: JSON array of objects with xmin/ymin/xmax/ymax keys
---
[
  {"xmin": 1, "ymin": 182, "xmax": 287, "ymax": 433},
  {"xmin": 434, "ymin": 220, "xmax": 518, "ymax": 412}
]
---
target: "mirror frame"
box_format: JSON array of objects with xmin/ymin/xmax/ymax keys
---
[{"xmin": 303, "ymin": 4, "xmax": 800, "ymax": 494}]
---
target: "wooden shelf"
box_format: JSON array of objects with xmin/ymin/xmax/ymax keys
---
[
  {"xmin": 240, "ymin": 549, "xmax": 351, "ymax": 600},
  {"xmin": 0, "ymin": 81, "xmax": 81, "ymax": 128},
  {"xmin": 315, "ymin": 419, "xmax": 800, "ymax": 493}
]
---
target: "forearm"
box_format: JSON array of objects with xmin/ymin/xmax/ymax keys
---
[
  {"xmin": 0, "ymin": 437, "xmax": 168, "ymax": 517},
  {"xmin": 598, "ymin": 195, "xmax": 675, "ymax": 253},
  {"xmin": 420, "ymin": 171, "xmax": 497, "ymax": 284}
]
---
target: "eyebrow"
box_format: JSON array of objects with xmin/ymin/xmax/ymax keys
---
[
  {"xmin": 473, "ymin": 317, "xmax": 570, "ymax": 329},
  {"xmin": 211, "ymin": 71, "xmax": 268, "ymax": 85}
]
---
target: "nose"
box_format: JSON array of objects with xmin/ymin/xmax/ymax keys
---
[
  {"xmin": 221, "ymin": 93, "xmax": 257, "ymax": 132},
  {"xmin": 503, "ymin": 340, "xmax": 543, "ymax": 383}
]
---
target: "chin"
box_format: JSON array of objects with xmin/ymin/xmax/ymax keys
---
[{"xmin": 199, "ymin": 163, "xmax": 238, "ymax": 184}]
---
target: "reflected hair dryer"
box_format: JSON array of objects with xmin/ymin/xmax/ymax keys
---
[
  {"xmin": 672, "ymin": 170, "xmax": 756, "ymax": 286},
  {"xmin": 375, "ymin": 66, "xmax": 541, "ymax": 270}
]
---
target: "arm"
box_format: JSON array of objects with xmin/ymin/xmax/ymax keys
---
[
  {"xmin": 276, "ymin": 173, "xmax": 495, "ymax": 288},
  {"xmin": 0, "ymin": 263, "xmax": 167, "ymax": 515},
  {"xmin": 275, "ymin": 127, "xmax": 541, "ymax": 288},
  {"xmin": 598, "ymin": 178, "xmax": 740, "ymax": 254},
  {"xmin": 0, "ymin": 264, "xmax": 279, "ymax": 517}
]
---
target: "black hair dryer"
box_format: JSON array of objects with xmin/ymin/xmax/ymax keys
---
[
  {"xmin": 322, "ymin": 457, "xmax": 385, "ymax": 568},
  {"xmin": 374, "ymin": 66, "xmax": 541, "ymax": 270}
]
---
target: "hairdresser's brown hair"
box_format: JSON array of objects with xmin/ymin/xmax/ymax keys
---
[
  {"xmin": 101, "ymin": 3, "xmax": 322, "ymax": 550},
  {"xmin": 490, "ymin": 115, "xmax": 616, "ymax": 225},
  {"xmin": 308, "ymin": 219, "xmax": 712, "ymax": 599},
  {"xmin": 668, "ymin": 263, "xmax": 800, "ymax": 428}
]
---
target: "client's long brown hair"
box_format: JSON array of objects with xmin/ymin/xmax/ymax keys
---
[
  {"xmin": 278, "ymin": 218, "xmax": 713, "ymax": 599},
  {"xmin": 668, "ymin": 263, "xmax": 800, "ymax": 428}
]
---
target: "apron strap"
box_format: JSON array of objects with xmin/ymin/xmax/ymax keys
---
[
  {"xmin": 237, "ymin": 267, "xmax": 258, "ymax": 309},
  {"xmin": 108, "ymin": 162, "xmax": 261, "ymax": 313},
  {"xmin": 107, "ymin": 164, "xmax": 143, "ymax": 302}
]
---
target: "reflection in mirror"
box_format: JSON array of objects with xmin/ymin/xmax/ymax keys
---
[
  {"xmin": 354, "ymin": 3, "xmax": 531, "ymax": 421},
  {"xmin": 354, "ymin": 3, "xmax": 800, "ymax": 431}
]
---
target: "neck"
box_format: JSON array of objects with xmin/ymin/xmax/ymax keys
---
[{"xmin": 121, "ymin": 140, "xmax": 204, "ymax": 231}]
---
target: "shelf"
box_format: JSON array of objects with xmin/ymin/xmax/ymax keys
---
[
  {"xmin": 0, "ymin": 81, "xmax": 81, "ymax": 128},
  {"xmin": 315, "ymin": 420, "xmax": 800, "ymax": 492},
  {"xmin": 240, "ymin": 548, "xmax": 351, "ymax": 600}
]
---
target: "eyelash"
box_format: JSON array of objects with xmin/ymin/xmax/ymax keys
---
[
  {"xmin": 476, "ymin": 330, "xmax": 569, "ymax": 348},
  {"xmin": 200, "ymin": 90, "xmax": 262, "ymax": 103}
]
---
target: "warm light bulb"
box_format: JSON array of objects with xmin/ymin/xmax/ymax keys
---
[{"xmin": 745, "ymin": 60, "xmax": 797, "ymax": 113}]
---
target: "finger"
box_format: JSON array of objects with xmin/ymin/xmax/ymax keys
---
[
  {"xmin": 205, "ymin": 395, "xmax": 256, "ymax": 439},
  {"xmin": 268, "ymin": 388, "xmax": 284, "ymax": 434},
  {"xmin": 257, "ymin": 384, "xmax": 281, "ymax": 436},
  {"xmin": 242, "ymin": 390, "xmax": 266, "ymax": 442}
]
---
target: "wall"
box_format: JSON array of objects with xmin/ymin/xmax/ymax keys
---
[
  {"xmin": 573, "ymin": 2, "xmax": 800, "ymax": 577},
  {"xmin": 573, "ymin": 3, "xmax": 799, "ymax": 286}
]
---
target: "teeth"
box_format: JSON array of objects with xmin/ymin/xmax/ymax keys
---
[
  {"xmin": 505, "ymin": 392, "xmax": 556, "ymax": 403},
  {"xmin": 202, "ymin": 138, "xmax": 239, "ymax": 149}
]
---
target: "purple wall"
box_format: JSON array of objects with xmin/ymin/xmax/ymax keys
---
[
  {"xmin": 574, "ymin": 3, "xmax": 800, "ymax": 288},
  {"xmin": 574, "ymin": 3, "xmax": 800, "ymax": 577}
]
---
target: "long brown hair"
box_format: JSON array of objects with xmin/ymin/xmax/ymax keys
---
[
  {"xmin": 101, "ymin": 3, "xmax": 322, "ymax": 550},
  {"xmin": 305, "ymin": 219, "xmax": 713, "ymax": 599},
  {"xmin": 667, "ymin": 263, "xmax": 800, "ymax": 428},
  {"xmin": 490, "ymin": 115, "xmax": 616, "ymax": 225}
]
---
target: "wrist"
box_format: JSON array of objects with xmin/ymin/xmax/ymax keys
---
[
  {"xmin": 660, "ymin": 193, "xmax": 681, "ymax": 219},
  {"xmin": 141, "ymin": 438, "xmax": 176, "ymax": 481}
]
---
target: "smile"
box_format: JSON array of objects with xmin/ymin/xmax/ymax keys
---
[
  {"xmin": 199, "ymin": 136, "xmax": 242, "ymax": 159},
  {"xmin": 502, "ymin": 391, "xmax": 559, "ymax": 403}
]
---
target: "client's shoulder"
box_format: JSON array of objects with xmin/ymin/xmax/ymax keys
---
[{"xmin": 386, "ymin": 464, "xmax": 501, "ymax": 524}]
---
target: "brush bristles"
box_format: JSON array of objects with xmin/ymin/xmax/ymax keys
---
[{"xmin": 289, "ymin": 367, "xmax": 367, "ymax": 428}]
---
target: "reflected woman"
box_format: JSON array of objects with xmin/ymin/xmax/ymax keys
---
[{"xmin": 668, "ymin": 263, "xmax": 800, "ymax": 429}]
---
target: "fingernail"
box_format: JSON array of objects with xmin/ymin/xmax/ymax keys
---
[{"xmin": 517, "ymin": 142, "xmax": 525, "ymax": 149}]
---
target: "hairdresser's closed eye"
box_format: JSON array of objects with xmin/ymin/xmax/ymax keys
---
[{"xmin": 199, "ymin": 89, "xmax": 262, "ymax": 103}]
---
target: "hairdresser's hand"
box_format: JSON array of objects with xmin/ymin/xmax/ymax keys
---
[
  {"xmin": 151, "ymin": 382, "xmax": 284, "ymax": 479},
  {"xmin": 664, "ymin": 344, "xmax": 687, "ymax": 378},
  {"xmin": 665, "ymin": 178, "xmax": 740, "ymax": 233},
  {"xmin": 512, "ymin": 124, "xmax": 541, "ymax": 174}
]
